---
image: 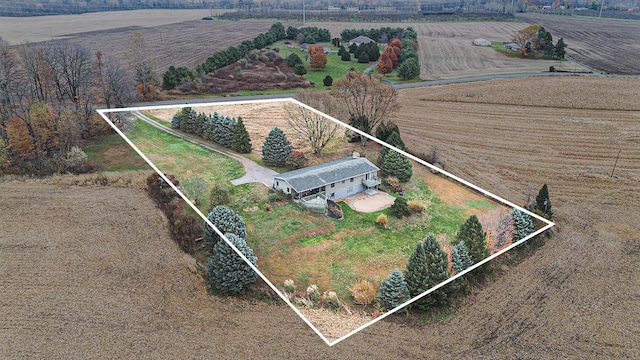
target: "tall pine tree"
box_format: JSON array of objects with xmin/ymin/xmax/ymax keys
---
[
  {"xmin": 377, "ymin": 129, "xmax": 405, "ymax": 166},
  {"xmin": 232, "ymin": 117, "xmax": 252, "ymax": 154},
  {"xmin": 452, "ymin": 242, "xmax": 474, "ymax": 274},
  {"xmin": 262, "ymin": 127, "xmax": 293, "ymax": 167},
  {"xmin": 381, "ymin": 149, "xmax": 413, "ymax": 182},
  {"xmin": 535, "ymin": 183, "xmax": 553, "ymax": 219},
  {"xmin": 208, "ymin": 233, "xmax": 258, "ymax": 294},
  {"xmin": 404, "ymin": 234, "xmax": 453, "ymax": 311},
  {"xmin": 456, "ymin": 215, "xmax": 489, "ymax": 265}
]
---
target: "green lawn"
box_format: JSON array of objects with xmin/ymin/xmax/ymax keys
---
[{"xmin": 86, "ymin": 114, "xmax": 499, "ymax": 304}]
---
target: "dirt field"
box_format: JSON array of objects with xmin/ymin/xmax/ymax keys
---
[
  {"xmin": 517, "ymin": 13, "xmax": 640, "ymax": 75},
  {"xmin": 2, "ymin": 76, "xmax": 639, "ymax": 357},
  {"xmin": 0, "ymin": 9, "xmax": 220, "ymax": 43}
]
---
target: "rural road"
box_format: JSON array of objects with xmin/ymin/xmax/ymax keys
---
[
  {"xmin": 131, "ymin": 71, "xmax": 601, "ymax": 108},
  {"xmin": 131, "ymin": 110, "xmax": 277, "ymax": 187}
]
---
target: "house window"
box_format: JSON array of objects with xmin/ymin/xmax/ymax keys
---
[
  {"xmin": 330, "ymin": 192, "xmax": 335, "ymax": 198},
  {"xmin": 276, "ymin": 181, "xmax": 279, "ymax": 186},
  {"xmin": 287, "ymin": 187, "xmax": 290, "ymax": 193},
  {"xmin": 331, "ymin": 183, "xmax": 335, "ymax": 188},
  {"xmin": 342, "ymin": 180, "xmax": 345, "ymax": 184},
  {"xmin": 347, "ymin": 186, "xmax": 353, "ymax": 193},
  {"xmin": 365, "ymin": 173, "xmax": 369, "ymax": 180},
  {"xmin": 350, "ymin": 178, "xmax": 354, "ymax": 183}
]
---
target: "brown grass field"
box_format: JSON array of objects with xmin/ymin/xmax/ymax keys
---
[
  {"xmin": 2, "ymin": 76, "xmax": 639, "ymax": 357},
  {"xmin": 517, "ymin": 13, "xmax": 640, "ymax": 75}
]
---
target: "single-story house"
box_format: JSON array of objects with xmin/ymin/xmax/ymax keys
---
[
  {"xmin": 273, "ymin": 155, "xmax": 381, "ymax": 202},
  {"xmin": 348, "ymin": 35, "xmax": 376, "ymax": 47},
  {"xmin": 504, "ymin": 43, "xmax": 521, "ymax": 51}
]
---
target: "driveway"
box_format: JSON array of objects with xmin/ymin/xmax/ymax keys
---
[{"xmin": 132, "ymin": 111, "xmax": 277, "ymax": 188}]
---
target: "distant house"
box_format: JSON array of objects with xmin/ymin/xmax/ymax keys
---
[
  {"xmin": 504, "ymin": 43, "xmax": 521, "ymax": 51},
  {"xmin": 273, "ymin": 155, "xmax": 381, "ymax": 203},
  {"xmin": 300, "ymin": 43, "xmax": 331, "ymax": 53},
  {"xmin": 348, "ymin": 35, "xmax": 376, "ymax": 46}
]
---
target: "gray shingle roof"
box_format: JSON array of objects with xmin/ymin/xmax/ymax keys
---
[
  {"xmin": 274, "ymin": 157, "xmax": 379, "ymax": 193},
  {"xmin": 349, "ymin": 35, "xmax": 375, "ymax": 45}
]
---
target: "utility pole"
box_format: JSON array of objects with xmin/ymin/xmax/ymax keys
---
[{"xmin": 599, "ymin": 0, "xmax": 605, "ymax": 18}]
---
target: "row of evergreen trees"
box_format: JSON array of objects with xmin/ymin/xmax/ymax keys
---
[
  {"xmin": 171, "ymin": 107, "xmax": 252, "ymax": 153},
  {"xmin": 378, "ymin": 208, "xmax": 538, "ymax": 312}
]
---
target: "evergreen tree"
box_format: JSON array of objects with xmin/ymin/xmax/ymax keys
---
[
  {"xmin": 404, "ymin": 234, "xmax": 453, "ymax": 311},
  {"xmin": 204, "ymin": 206, "xmax": 247, "ymax": 250},
  {"xmin": 535, "ymin": 183, "xmax": 553, "ymax": 219},
  {"xmin": 294, "ymin": 63, "xmax": 307, "ymax": 76},
  {"xmin": 379, "ymin": 269, "xmax": 411, "ymax": 311},
  {"xmin": 554, "ymin": 38, "xmax": 566, "ymax": 60},
  {"xmin": 171, "ymin": 114, "xmax": 180, "ymax": 129},
  {"xmin": 286, "ymin": 53, "xmax": 302, "ymax": 68},
  {"xmin": 511, "ymin": 209, "xmax": 534, "ymax": 243},
  {"xmin": 341, "ymin": 52, "xmax": 351, "ymax": 61},
  {"xmin": 232, "ymin": 117, "xmax": 252, "ymax": 153},
  {"xmin": 381, "ymin": 149, "xmax": 413, "ymax": 182},
  {"xmin": 194, "ymin": 112, "xmax": 207, "ymax": 137},
  {"xmin": 208, "ymin": 233, "xmax": 258, "ymax": 293},
  {"xmin": 218, "ymin": 116, "xmax": 236, "ymax": 148},
  {"xmin": 389, "ymin": 196, "xmax": 411, "ymax": 218},
  {"xmin": 398, "ymin": 58, "xmax": 420, "ymax": 80},
  {"xmin": 262, "ymin": 127, "xmax": 293, "ymax": 166},
  {"xmin": 377, "ymin": 128, "xmax": 405, "ymax": 166},
  {"xmin": 202, "ymin": 113, "xmax": 216, "ymax": 140},
  {"xmin": 452, "ymin": 242, "xmax": 474, "ymax": 274},
  {"xmin": 456, "ymin": 215, "xmax": 489, "ymax": 265}
]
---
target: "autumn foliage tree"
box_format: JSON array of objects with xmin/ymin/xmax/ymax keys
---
[
  {"xmin": 384, "ymin": 46, "xmax": 399, "ymax": 69},
  {"xmin": 376, "ymin": 52, "xmax": 393, "ymax": 75},
  {"xmin": 6, "ymin": 116, "xmax": 34, "ymax": 161},
  {"xmin": 309, "ymin": 45, "xmax": 327, "ymax": 69}
]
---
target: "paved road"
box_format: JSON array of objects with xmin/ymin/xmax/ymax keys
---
[
  {"xmin": 131, "ymin": 71, "xmax": 605, "ymax": 109},
  {"xmin": 131, "ymin": 110, "xmax": 277, "ymax": 188}
]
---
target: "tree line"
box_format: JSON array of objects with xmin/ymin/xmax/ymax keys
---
[{"xmin": 0, "ymin": 37, "xmax": 144, "ymax": 175}]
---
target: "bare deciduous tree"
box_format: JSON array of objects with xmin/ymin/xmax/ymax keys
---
[
  {"xmin": 125, "ymin": 32, "xmax": 157, "ymax": 100},
  {"xmin": 287, "ymin": 89, "xmax": 345, "ymax": 155},
  {"xmin": 0, "ymin": 37, "xmax": 19, "ymax": 130},
  {"xmin": 330, "ymin": 69, "xmax": 399, "ymax": 145},
  {"xmin": 95, "ymin": 51, "xmax": 137, "ymax": 109}
]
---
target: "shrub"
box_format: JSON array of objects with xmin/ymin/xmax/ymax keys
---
[
  {"xmin": 323, "ymin": 75, "xmax": 333, "ymax": 86},
  {"xmin": 209, "ymin": 183, "xmax": 231, "ymax": 207},
  {"xmin": 306, "ymin": 284, "xmax": 320, "ymax": 301},
  {"xmin": 207, "ymin": 233, "xmax": 258, "ymax": 294},
  {"xmin": 284, "ymin": 150, "xmax": 308, "ymax": 170},
  {"xmin": 284, "ymin": 279, "xmax": 295, "ymax": 293},
  {"xmin": 64, "ymin": 146, "xmax": 88, "ymax": 171},
  {"xmin": 375, "ymin": 213, "xmax": 389, "ymax": 229},
  {"xmin": 357, "ymin": 52, "xmax": 369, "ymax": 63},
  {"xmin": 379, "ymin": 269, "xmax": 410, "ymax": 311},
  {"xmin": 349, "ymin": 280, "xmax": 376, "ymax": 305},
  {"xmin": 407, "ymin": 200, "xmax": 425, "ymax": 214},
  {"xmin": 389, "ymin": 197, "xmax": 410, "ymax": 218},
  {"xmin": 294, "ymin": 63, "xmax": 307, "ymax": 76},
  {"xmin": 341, "ymin": 52, "xmax": 351, "ymax": 61},
  {"xmin": 386, "ymin": 177, "xmax": 402, "ymax": 193}
]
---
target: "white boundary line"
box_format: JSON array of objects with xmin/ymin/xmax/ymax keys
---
[{"xmin": 97, "ymin": 97, "xmax": 554, "ymax": 347}]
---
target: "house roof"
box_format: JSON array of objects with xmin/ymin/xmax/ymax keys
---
[
  {"xmin": 349, "ymin": 35, "xmax": 375, "ymax": 45},
  {"xmin": 274, "ymin": 157, "xmax": 379, "ymax": 193}
]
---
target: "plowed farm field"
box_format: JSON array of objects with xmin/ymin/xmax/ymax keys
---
[
  {"xmin": 517, "ymin": 13, "xmax": 640, "ymax": 75},
  {"xmin": 2, "ymin": 76, "xmax": 639, "ymax": 357}
]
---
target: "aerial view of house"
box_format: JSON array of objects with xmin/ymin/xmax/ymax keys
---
[{"xmin": 273, "ymin": 154, "xmax": 381, "ymax": 202}]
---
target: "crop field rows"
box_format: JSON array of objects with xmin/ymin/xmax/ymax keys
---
[{"xmin": 517, "ymin": 14, "xmax": 640, "ymax": 74}]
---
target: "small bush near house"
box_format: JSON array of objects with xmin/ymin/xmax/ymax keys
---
[
  {"xmin": 349, "ymin": 280, "xmax": 376, "ymax": 305},
  {"xmin": 407, "ymin": 200, "xmax": 425, "ymax": 214},
  {"xmin": 376, "ymin": 213, "xmax": 389, "ymax": 229},
  {"xmin": 390, "ymin": 197, "xmax": 411, "ymax": 218}
]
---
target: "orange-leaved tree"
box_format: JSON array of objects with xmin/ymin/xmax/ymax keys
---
[
  {"xmin": 377, "ymin": 52, "xmax": 393, "ymax": 75},
  {"xmin": 6, "ymin": 116, "xmax": 34, "ymax": 161},
  {"xmin": 309, "ymin": 45, "xmax": 327, "ymax": 69},
  {"xmin": 384, "ymin": 46, "xmax": 399, "ymax": 69}
]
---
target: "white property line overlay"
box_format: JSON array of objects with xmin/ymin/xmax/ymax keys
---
[{"xmin": 97, "ymin": 97, "xmax": 554, "ymax": 347}]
